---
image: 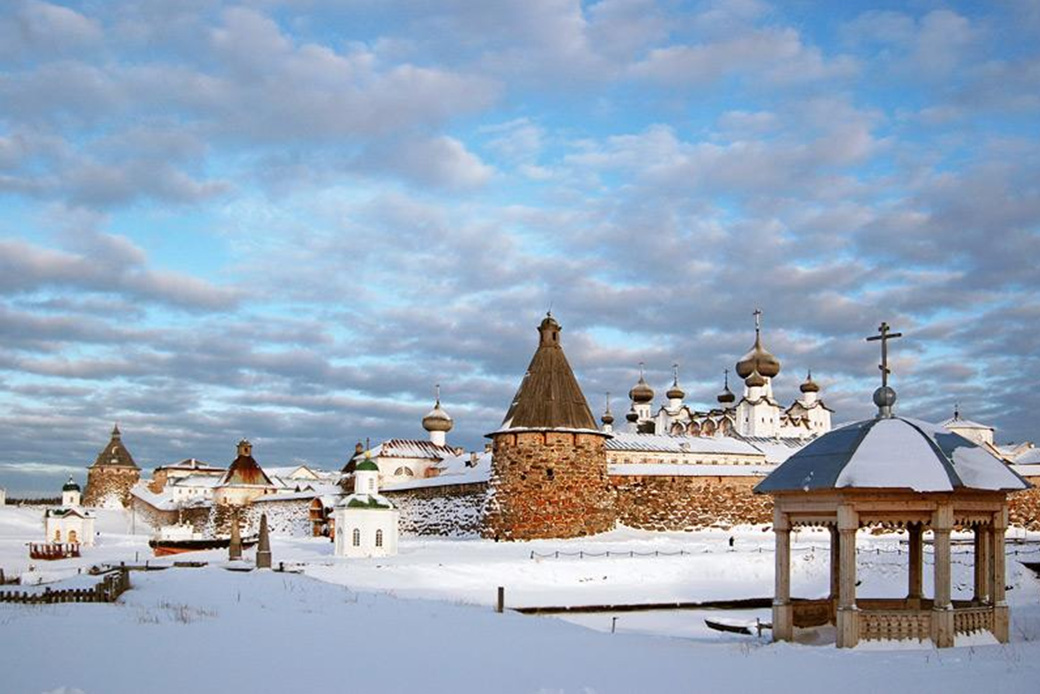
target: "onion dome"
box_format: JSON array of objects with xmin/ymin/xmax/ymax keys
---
[
  {"xmin": 735, "ymin": 311, "xmax": 781, "ymax": 379},
  {"xmin": 422, "ymin": 386, "xmax": 453, "ymax": 433},
  {"xmin": 601, "ymin": 393, "xmax": 615, "ymax": 426},
  {"xmin": 62, "ymin": 477, "xmax": 80, "ymax": 492},
  {"xmin": 717, "ymin": 369, "xmax": 735, "ymax": 404},
  {"xmin": 800, "ymin": 370, "xmax": 820, "ymax": 393},
  {"xmin": 745, "ymin": 369, "xmax": 766, "ymax": 388},
  {"xmin": 625, "ymin": 406, "xmax": 639, "ymax": 423},
  {"xmin": 629, "ymin": 363, "xmax": 654, "ymax": 403},
  {"xmin": 755, "ymin": 417, "xmax": 1029, "ymax": 494},
  {"xmin": 666, "ymin": 364, "xmax": 684, "ymax": 400},
  {"xmin": 355, "ymin": 453, "xmax": 379, "ymax": 472}
]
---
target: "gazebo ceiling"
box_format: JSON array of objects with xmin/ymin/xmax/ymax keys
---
[{"xmin": 755, "ymin": 416, "xmax": 1029, "ymax": 495}]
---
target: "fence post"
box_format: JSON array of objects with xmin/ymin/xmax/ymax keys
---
[
  {"xmin": 44, "ymin": 587, "xmax": 51, "ymax": 604},
  {"xmin": 496, "ymin": 586, "xmax": 505, "ymax": 613}
]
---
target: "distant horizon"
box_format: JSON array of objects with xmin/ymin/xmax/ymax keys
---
[{"xmin": 2, "ymin": 1, "xmax": 1039, "ymax": 494}]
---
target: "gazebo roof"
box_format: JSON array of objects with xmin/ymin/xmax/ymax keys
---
[{"xmin": 755, "ymin": 416, "xmax": 1029, "ymax": 494}]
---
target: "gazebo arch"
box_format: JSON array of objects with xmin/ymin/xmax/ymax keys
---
[{"xmin": 755, "ymin": 323, "xmax": 1030, "ymax": 648}]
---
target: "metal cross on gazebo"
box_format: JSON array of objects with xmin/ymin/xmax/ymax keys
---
[{"xmin": 865, "ymin": 321, "xmax": 902, "ymax": 388}]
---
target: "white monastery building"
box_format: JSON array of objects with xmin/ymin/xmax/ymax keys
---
[{"xmin": 334, "ymin": 455, "xmax": 399, "ymax": 558}]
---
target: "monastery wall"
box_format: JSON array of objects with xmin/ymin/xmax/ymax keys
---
[
  {"xmin": 1010, "ymin": 476, "xmax": 1040, "ymax": 530},
  {"xmin": 383, "ymin": 482, "xmax": 488, "ymax": 537},
  {"xmin": 483, "ymin": 431, "xmax": 614, "ymax": 540},
  {"xmin": 609, "ymin": 474, "xmax": 773, "ymax": 531}
]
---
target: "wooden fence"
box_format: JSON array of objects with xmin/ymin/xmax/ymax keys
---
[{"xmin": 0, "ymin": 568, "xmax": 130, "ymax": 605}]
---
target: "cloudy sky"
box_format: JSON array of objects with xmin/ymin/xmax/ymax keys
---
[{"xmin": 2, "ymin": 0, "xmax": 1038, "ymax": 494}]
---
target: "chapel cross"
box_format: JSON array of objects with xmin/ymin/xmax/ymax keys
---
[
  {"xmin": 865, "ymin": 321, "xmax": 903, "ymax": 388},
  {"xmin": 753, "ymin": 308, "xmax": 762, "ymax": 334}
]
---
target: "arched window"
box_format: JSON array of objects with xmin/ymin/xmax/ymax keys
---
[
  {"xmin": 375, "ymin": 529, "xmax": 383, "ymax": 547},
  {"xmin": 53, "ymin": 528, "xmax": 61, "ymax": 542},
  {"xmin": 393, "ymin": 466, "xmax": 414, "ymax": 477},
  {"xmin": 352, "ymin": 528, "xmax": 361, "ymax": 547},
  {"xmin": 68, "ymin": 529, "xmax": 78, "ymax": 544}
]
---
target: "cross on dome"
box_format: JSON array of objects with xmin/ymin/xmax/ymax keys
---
[{"xmin": 865, "ymin": 321, "xmax": 903, "ymax": 418}]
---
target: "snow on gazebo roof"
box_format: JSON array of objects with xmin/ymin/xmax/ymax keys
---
[{"xmin": 755, "ymin": 416, "xmax": 1029, "ymax": 494}]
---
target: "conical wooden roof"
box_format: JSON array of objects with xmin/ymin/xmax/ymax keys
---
[
  {"xmin": 90, "ymin": 424, "xmax": 139, "ymax": 469},
  {"xmin": 496, "ymin": 314, "xmax": 599, "ymax": 432},
  {"xmin": 220, "ymin": 439, "xmax": 273, "ymax": 487}
]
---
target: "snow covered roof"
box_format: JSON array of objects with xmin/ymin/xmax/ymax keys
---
[
  {"xmin": 382, "ymin": 451, "xmax": 492, "ymax": 491},
  {"xmin": 606, "ymin": 432, "xmax": 763, "ymax": 456},
  {"xmin": 368, "ymin": 439, "xmax": 459, "ymax": 461},
  {"xmin": 756, "ymin": 417, "xmax": 1030, "ymax": 494},
  {"xmin": 130, "ymin": 482, "xmax": 179, "ymax": 511},
  {"xmin": 1012, "ymin": 448, "xmax": 1040, "ymax": 465},
  {"xmin": 736, "ymin": 436, "xmax": 810, "ymax": 465},
  {"xmin": 941, "ymin": 416, "xmax": 993, "ymax": 431},
  {"xmin": 169, "ymin": 475, "xmax": 222, "ymax": 489},
  {"xmin": 157, "ymin": 458, "xmax": 223, "ymax": 473},
  {"xmin": 608, "ymin": 463, "xmax": 774, "ymax": 477}
]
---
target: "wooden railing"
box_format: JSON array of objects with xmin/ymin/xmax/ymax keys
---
[
  {"xmin": 954, "ymin": 606, "xmax": 993, "ymax": 635},
  {"xmin": 859, "ymin": 610, "xmax": 931, "ymax": 642},
  {"xmin": 0, "ymin": 568, "xmax": 130, "ymax": 605}
]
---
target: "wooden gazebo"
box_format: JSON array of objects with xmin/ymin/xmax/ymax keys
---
[{"xmin": 755, "ymin": 324, "xmax": 1030, "ymax": 648}]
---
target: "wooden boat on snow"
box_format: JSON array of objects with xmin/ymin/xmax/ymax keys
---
[{"xmin": 149, "ymin": 524, "xmax": 257, "ymax": 556}]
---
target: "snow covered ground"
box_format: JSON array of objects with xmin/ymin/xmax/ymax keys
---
[{"xmin": 2, "ymin": 506, "xmax": 1040, "ymax": 693}]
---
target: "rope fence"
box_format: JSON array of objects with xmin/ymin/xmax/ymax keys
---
[{"xmin": 530, "ymin": 543, "xmax": 1040, "ymax": 562}]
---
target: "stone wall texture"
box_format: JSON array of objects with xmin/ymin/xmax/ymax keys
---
[
  {"xmin": 483, "ymin": 431, "xmax": 614, "ymax": 540},
  {"xmin": 609, "ymin": 474, "xmax": 773, "ymax": 531},
  {"xmin": 1009, "ymin": 476, "xmax": 1040, "ymax": 530},
  {"xmin": 384, "ymin": 482, "xmax": 488, "ymax": 537},
  {"xmin": 84, "ymin": 467, "xmax": 140, "ymax": 508}
]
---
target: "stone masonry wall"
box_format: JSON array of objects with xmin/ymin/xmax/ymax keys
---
[
  {"xmin": 84, "ymin": 467, "xmax": 141, "ymax": 508},
  {"xmin": 383, "ymin": 482, "xmax": 488, "ymax": 537},
  {"xmin": 483, "ymin": 431, "xmax": 614, "ymax": 540},
  {"xmin": 609, "ymin": 475, "xmax": 773, "ymax": 531},
  {"xmin": 1010, "ymin": 476, "xmax": 1040, "ymax": 530}
]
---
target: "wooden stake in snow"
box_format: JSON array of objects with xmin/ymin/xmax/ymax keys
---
[{"xmin": 496, "ymin": 586, "xmax": 504, "ymax": 613}]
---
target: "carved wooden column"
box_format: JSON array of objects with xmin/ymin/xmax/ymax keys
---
[
  {"xmin": 836, "ymin": 504, "xmax": 859, "ymax": 648},
  {"xmin": 931, "ymin": 504, "xmax": 954, "ymax": 648},
  {"xmin": 907, "ymin": 522, "xmax": 923, "ymax": 608},
  {"xmin": 992, "ymin": 507, "xmax": 1009, "ymax": 642},
  {"xmin": 772, "ymin": 507, "xmax": 793, "ymax": 641},
  {"xmin": 829, "ymin": 524, "xmax": 840, "ymax": 623}
]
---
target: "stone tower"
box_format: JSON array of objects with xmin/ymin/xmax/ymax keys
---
[
  {"xmin": 83, "ymin": 424, "xmax": 141, "ymax": 508},
  {"xmin": 483, "ymin": 313, "xmax": 614, "ymax": 540}
]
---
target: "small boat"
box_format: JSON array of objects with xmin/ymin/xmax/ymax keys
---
[
  {"xmin": 149, "ymin": 524, "xmax": 257, "ymax": 556},
  {"xmin": 705, "ymin": 618, "xmax": 771, "ymax": 636}
]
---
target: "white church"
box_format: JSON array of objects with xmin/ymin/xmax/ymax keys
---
[
  {"xmin": 44, "ymin": 477, "xmax": 96, "ymax": 546},
  {"xmin": 618, "ymin": 312, "xmax": 831, "ymax": 434},
  {"xmin": 334, "ymin": 455, "xmax": 399, "ymax": 558}
]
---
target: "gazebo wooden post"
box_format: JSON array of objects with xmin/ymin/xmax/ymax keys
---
[
  {"xmin": 907, "ymin": 522, "xmax": 923, "ymax": 609},
  {"xmin": 973, "ymin": 523, "xmax": 990, "ymax": 604},
  {"xmin": 991, "ymin": 508, "xmax": 1009, "ymax": 642},
  {"xmin": 931, "ymin": 504, "xmax": 954, "ymax": 648},
  {"xmin": 836, "ymin": 504, "xmax": 859, "ymax": 648},
  {"xmin": 829, "ymin": 524, "xmax": 840, "ymax": 622},
  {"xmin": 772, "ymin": 507, "xmax": 793, "ymax": 641}
]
